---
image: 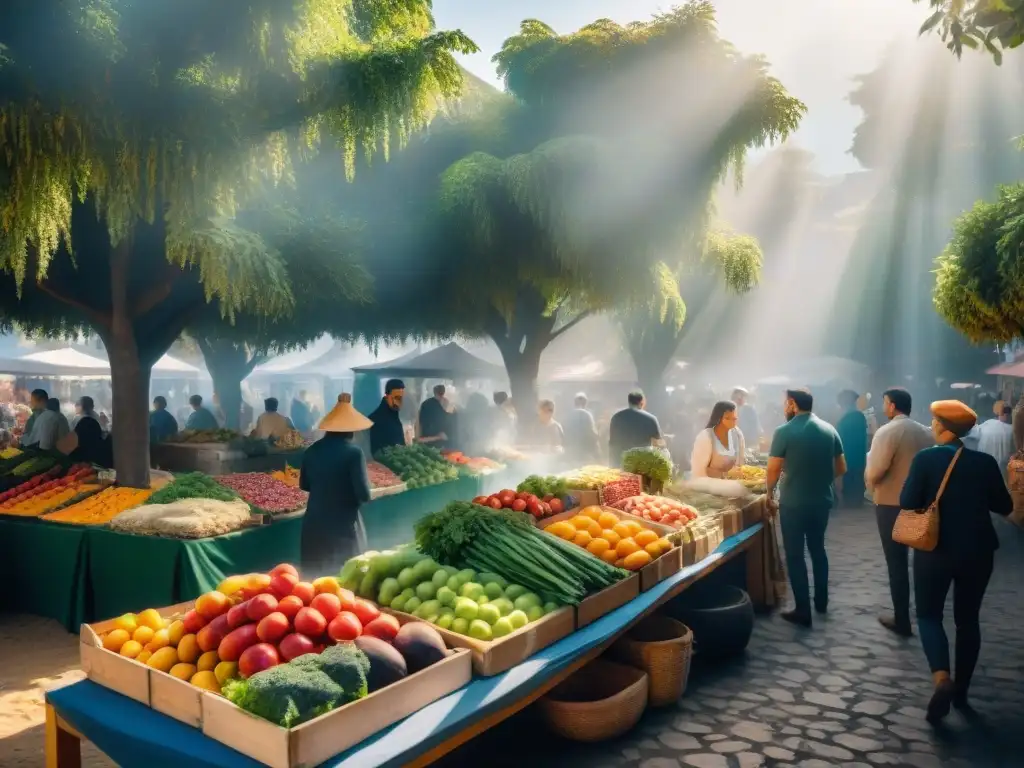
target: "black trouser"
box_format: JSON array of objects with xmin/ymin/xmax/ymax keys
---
[
  {"xmin": 914, "ymin": 549, "xmax": 994, "ymax": 694},
  {"xmin": 842, "ymin": 468, "xmax": 866, "ymax": 507},
  {"xmin": 875, "ymin": 504, "xmax": 911, "ymax": 628},
  {"xmin": 779, "ymin": 504, "xmax": 830, "ymax": 617}
]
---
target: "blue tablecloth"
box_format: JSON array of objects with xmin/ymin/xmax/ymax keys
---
[{"xmin": 47, "ymin": 524, "xmax": 762, "ymax": 768}]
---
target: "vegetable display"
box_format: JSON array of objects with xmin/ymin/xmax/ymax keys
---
[
  {"xmin": 601, "ymin": 474, "xmax": 643, "ymax": 506},
  {"xmin": 374, "ymin": 444, "xmax": 458, "ymax": 490},
  {"xmin": 270, "ymin": 465, "xmax": 301, "ymax": 487},
  {"xmin": 609, "ymin": 494, "xmax": 699, "ymax": 528},
  {"xmin": 271, "ymin": 429, "xmax": 305, "ymax": 451},
  {"xmin": 621, "ymin": 447, "xmax": 673, "ymax": 484},
  {"xmin": 442, "ymin": 451, "xmax": 503, "ymax": 474},
  {"xmin": 726, "ymin": 465, "xmax": 768, "ymax": 492},
  {"xmin": 516, "ymin": 475, "xmax": 569, "ymax": 499},
  {"xmin": 340, "ymin": 547, "xmax": 559, "ymax": 641},
  {"xmin": 0, "ymin": 464, "xmax": 98, "ymax": 516},
  {"xmin": 216, "ymin": 473, "xmax": 308, "ymax": 514},
  {"xmin": 366, "ymin": 461, "xmax": 402, "ymax": 489},
  {"xmin": 545, "ymin": 507, "xmax": 674, "ymax": 571},
  {"xmin": 415, "ymin": 502, "xmax": 627, "ymax": 605},
  {"xmin": 561, "ymin": 465, "xmax": 625, "ymax": 490},
  {"xmin": 472, "ymin": 488, "xmax": 564, "ymax": 519},
  {"xmin": 146, "ymin": 472, "xmax": 240, "ymax": 505},
  {"xmin": 109, "ymin": 498, "xmax": 254, "ymax": 538},
  {"xmin": 0, "ymin": 447, "xmax": 21, "ymax": 459},
  {"xmin": 42, "ymin": 486, "xmax": 153, "ymax": 525},
  {"xmin": 173, "ymin": 429, "xmax": 242, "ymax": 444}
]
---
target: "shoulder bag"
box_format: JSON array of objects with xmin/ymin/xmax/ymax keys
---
[{"xmin": 892, "ymin": 446, "xmax": 962, "ymax": 551}]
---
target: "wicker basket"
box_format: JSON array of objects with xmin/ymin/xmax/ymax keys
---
[
  {"xmin": 538, "ymin": 658, "xmax": 648, "ymax": 742},
  {"xmin": 609, "ymin": 615, "xmax": 693, "ymax": 706}
]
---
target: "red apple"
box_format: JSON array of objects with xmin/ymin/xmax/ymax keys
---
[
  {"xmin": 269, "ymin": 572, "xmax": 299, "ymax": 599},
  {"xmin": 350, "ymin": 599, "xmax": 380, "ymax": 626},
  {"xmin": 238, "ymin": 643, "xmax": 280, "ymax": 679},
  {"xmin": 256, "ymin": 612, "xmax": 291, "ymax": 644},
  {"xmin": 294, "ymin": 607, "xmax": 327, "ymax": 638},
  {"xmin": 327, "ymin": 612, "xmax": 362, "ymax": 642},
  {"xmin": 269, "ymin": 563, "xmax": 299, "ymax": 579},
  {"xmin": 226, "ymin": 600, "xmax": 252, "ymax": 629},
  {"xmin": 291, "ymin": 581, "xmax": 316, "ymax": 605},
  {"xmin": 218, "ymin": 624, "xmax": 260, "ymax": 662},
  {"xmin": 277, "ymin": 595, "xmax": 304, "ymax": 620},
  {"xmin": 278, "ymin": 632, "xmax": 316, "ymax": 662},
  {"xmin": 181, "ymin": 609, "xmax": 206, "ymax": 634},
  {"xmin": 246, "ymin": 593, "xmax": 279, "ymax": 623},
  {"xmin": 310, "ymin": 593, "xmax": 341, "ymax": 623},
  {"xmin": 362, "ymin": 615, "xmax": 400, "ymax": 643}
]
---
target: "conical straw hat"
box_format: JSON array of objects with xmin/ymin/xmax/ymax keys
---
[{"xmin": 319, "ymin": 393, "xmax": 373, "ymax": 432}]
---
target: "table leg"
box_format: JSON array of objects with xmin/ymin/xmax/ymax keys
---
[
  {"xmin": 745, "ymin": 527, "xmax": 768, "ymax": 611},
  {"xmin": 45, "ymin": 703, "xmax": 81, "ymax": 768}
]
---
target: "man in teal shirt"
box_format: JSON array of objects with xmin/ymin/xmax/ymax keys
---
[{"xmin": 766, "ymin": 388, "xmax": 847, "ymax": 628}]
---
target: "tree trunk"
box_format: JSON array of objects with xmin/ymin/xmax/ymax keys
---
[
  {"xmin": 498, "ymin": 345, "xmax": 542, "ymax": 414},
  {"xmin": 197, "ymin": 340, "xmax": 259, "ymax": 432},
  {"xmin": 636, "ymin": 366, "xmax": 670, "ymax": 424}
]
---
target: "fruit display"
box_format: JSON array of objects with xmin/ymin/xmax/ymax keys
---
[
  {"xmin": 608, "ymin": 494, "xmax": 699, "ymax": 528},
  {"xmin": 42, "ymin": 486, "xmax": 153, "ymax": 525},
  {"xmin": 366, "ymin": 461, "xmax": 402, "ymax": 489},
  {"xmin": 471, "ymin": 488, "xmax": 565, "ymax": 519},
  {"xmin": 544, "ymin": 506, "xmax": 674, "ymax": 571},
  {"xmin": 215, "ymin": 473, "xmax": 308, "ymax": 514},
  {"xmin": 0, "ymin": 463, "xmax": 100, "ymax": 516},
  {"xmin": 270, "ymin": 465, "xmax": 301, "ymax": 488},
  {"xmin": 726, "ymin": 465, "xmax": 768, "ymax": 492},
  {"xmin": 0, "ymin": 453, "xmax": 60, "ymax": 491},
  {"xmin": 415, "ymin": 501, "xmax": 626, "ymax": 605},
  {"xmin": 621, "ymin": 447, "xmax": 673, "ymax": 484},
  {"xmin": 146, "ymin": 472, "xmax": 240, "ymax": 505},
  {"xmin": 340, "ymin": 547, "xmax": 559, "ymax": 641},
  {"xmin": 172, "ymin": 429, "xmax": 243, "ymax": 444},
  {"xmin": 561, "ymin": 465, "xmax": 625, "ymax": 490},
  {"xmin": 374, "ymin": 444, "xmax": 459, "ymax": 490},
  {"xmin": 95, "ymin": 564, "xmax": 451, "ymax": 728},
  {"xmin": 601, "ymin": 474, "xmax": 643, "ymax": 506},
  {"xmin": 109, "ymin": 498, "xmax": 254, "ymax": 538},
  {"xmin": 441, "ymin": 451, "xmax": 504, "ymax": 475}
]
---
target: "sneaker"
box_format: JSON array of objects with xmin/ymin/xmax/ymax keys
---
[
  {"xmin": 781, "ymin": 610, "xmax": 812, "ymax": 628},
  {"xmin": 926, "ymin": 679, "xmax": 955, "ymax": 723},
  {"xmin": 878, "ymin": 615, "xmax": 913, "ymax": 638}
]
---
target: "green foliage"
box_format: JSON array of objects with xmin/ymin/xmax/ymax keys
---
[
  {"xmin": 914, "ymin": 0, "xmax": 1024, "ymax": 62},
  {"xmin": 621, "ymin": 447, "xmax": 673, "ymax": 483},
  {"xmin": 934, "ymin": 183, "xmax": 1024, "ymax": 342}
]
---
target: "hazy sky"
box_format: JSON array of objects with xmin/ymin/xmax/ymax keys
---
[{"xmin": 433, "ymin": 0, "xmax": 926, "ymax": 176}]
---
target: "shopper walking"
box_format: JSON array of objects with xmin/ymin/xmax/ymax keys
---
[
  {"xmin": 865, "ymin": 388, "xmax": 933, "ymax": 637},
  {"xmin": 766, "ymin": 388, "xmax": 846, "ymax": 628},
  {"xmin": 899, "ymin": 400, "xmax": 1012, "ymax": 722}
]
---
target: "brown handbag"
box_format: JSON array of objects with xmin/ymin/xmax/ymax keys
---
[{"xmin": 892, "ymin": 446, "xmax": 963, "ymax": 551}]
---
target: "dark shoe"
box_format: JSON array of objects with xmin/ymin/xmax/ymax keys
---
[
  {"xmin": 814, "ymin": 603, "xmax": 828, "ymax": 615},
  {"xmin": 926, "ymin": 679, "xmax": 955, "ymax": 723},
  {"xmin": 781, "ymin": 610, "xmax": 812, "ymax": 628},
  {"xmin": 878, "ymin": 615, "xmax": 914, "ymax": 637}
]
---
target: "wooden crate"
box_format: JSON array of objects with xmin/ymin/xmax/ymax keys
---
[{"xmin": 575, "ymin": 574, "xmax": 641, "ymax": 628}]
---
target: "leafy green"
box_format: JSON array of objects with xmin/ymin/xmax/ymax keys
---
[
  {"xmin": 145, "ymin": 472, "xmax": 240, "ymax": 505},
  {"xmin": 374, "ymin": 444, "xmax": 458, "ymax": 489},
  {"xmin": 516, "ymin": 475, "xmax": 568, "ymax": 498},
  {"xmin": 621, "ymin": 447, "xmax": 673, "ymax": 483}
]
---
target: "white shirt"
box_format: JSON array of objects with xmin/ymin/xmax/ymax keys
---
[
  {"xmin": 690, "ymin": 427, "xmax": 745, "ymax": 479},
  {"xmin": 977, "ymin": 418, "xmax": 1014, "ymax": 479}
]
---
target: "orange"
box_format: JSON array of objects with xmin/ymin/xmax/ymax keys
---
[
  {"xmin": 581, "ymin": 505, "xmax": 604, "ymax": 520},
  {"xmin": 103, "ymin": 629, "xmax": 130, "ymax": 653},
  {"xmin": 197, "ymin": 651, "xmax": 219, "ymax": 672},
  {"xmin": 586, "ymin": 538, "xmax": 611, "ymax": 557},
  {"xmin": 146, "ymin": 647, "xmax": 179, "ymax": 673},
  {"xmin": 111, "ymin": 613, "xmax": 138, "ymax": 634},
  {"xmin": 597, "ymin": 512, "xmax": 620, "ymax": 529},
  {"xmin": 169, "ymin": 663, "xmax": 197, "ymax": 681},
  {"xmin": 644, "ymin": 541, "xmax": 663, "ymax": 558},
  {"xmin": 119, "ymin": 640, "xmax": 143, "ymax": 659},
  {"xmin": 623, "ymin": 550, "xmax": 653, "ymax": 571},
  {"xmin": 624, "ymin": 521, "xmax": 644, "ymax": 537},
  {"xmin": 634, "ymin": 530, "xmax": 658, "ymax": 548},
  {"xmin": 573, "ymin": 530, "xmax": 593, "ymax": 548},
  {"xmin": 616, "ymin": 538, "xmax": 640, "ymax": 558},
  {"xmin": 614, "ymin": 558, "xmax": 625, "ymax": 568},
  {"xmin": 176, "ymin": 634, "xmax": 200, "ymax": 664},
  {"xmin": 612, "ymin": 522, "xmax": 633, "ymax": 540},
  {"xmin": 132, "ymin": 626, "xmax": 155, "ymax": 646},
  {"xmin": 600, "ymin": 549, "xmax": 619, "ymax": 565},
  {"xmin": 656, "ymin": 538, "xmax": 673, "ymax": 554},
  {"xmin": 568, "ymin": 515, "xmax": 590, "ymax": 530},
  {"xmin": 136, "ymin": 608, "xmax": 165, "ymax": 631},
  {"xmin": 136, "ymin": 650, "xmax": 152, "ymax": 665},
  {"xmin": 581, "ymin": 518, "xmax": 602, "ymax": 537},
  {"xmin": 145, "ymin": 628, "xmax": 170, "ymax": 652},
  {"xmin": 167, "ymin": 620, "xmax": 185, "ymax": 647},
  {"xmin": 190, "ymin": 670, "xmax": 221, "ymax": 693},
  {"xmin": 601, "ymin": 529, "xmax": 621, "ymax": 547}
]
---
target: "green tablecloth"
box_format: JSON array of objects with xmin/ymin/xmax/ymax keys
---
[{"xmin": 0, "ymin": 475, "xmax": 480, "ymax": 632}]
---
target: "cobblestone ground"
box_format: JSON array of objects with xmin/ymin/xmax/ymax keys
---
[{"xmin": 441, "ymin": 511, "xmax": 1024, "ymax": 768}]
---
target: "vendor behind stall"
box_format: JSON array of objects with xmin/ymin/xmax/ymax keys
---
[
  {"xmin": 418, "ymin": 385, "xmax": 452, "ymax": 449},
  {"xmin": 368, "ymin": 379, "xmax": 407, "ymax": 455},
  {"xmin": 253, "ymin": 397, "xmax": 294, "ymax": 440},
  {"xmin": 299, "ymin": 394, "xmax": 373, "ymax": 577},
  {"xmin": 690, "ymin": 400, "xmax": 746, "ymax": 479}
]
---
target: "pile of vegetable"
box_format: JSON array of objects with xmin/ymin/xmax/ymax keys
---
[
  {"xmin": 0, "ymin": 452, "xmax": 60, "ymax": 491},
  {"xmin": 109, "ymin": 498, "xmax": 254, "ymax": 538},
  {"xmin": 472, "ymin": 488, "xmax": 565, "ymax": 519},
  {"xmin": 621, "ymin": 447, "xmax": 673, "ymax": 484},
  {"xmin": 415, "ymin": 501, "xmax": 627, "ymax": 605},
  {"xmin": 43, "ymin": 486, "xmax": 153, "ymax": 525},
  {"xmin": 216, "ymin": 473, "xmax": 308, "ymax": 514},
  {"xmin": 342, "ymin": 547, "xmax": 561, "ymax": 641},
  {"xmin": 0, "ymin": 447, "xmax": 21, "ymax": 459},
  {"xmin": 726, "ymin": 465, "xmax": 768, "ymax": 492},
  {"xmin": 374, "ymin": 444, "xmax": 458, "ymax": 490},
  {"xmin": 442, "ymin": 451, "xmax": 503, "ymax": 475},
  {"xmin": 601, "ymin": 474, "xmax": 643, "ymax": 506},
  {"xmin": 146, "ymin": 472, "xmax": 240, "ymax": 505},
  {"xmin": 561, "ymin": 465, "xmax": 624, "ymax": 490},
  {"xmin": 366, "ymin": 461, "xmax": 402, "ymax": 488},
  {"xmin": 608, "ymin": 494, "xmax": 699, "ymax": 528},
  {"xmin": 0, "ymin": 464, "xmax": 98, "ymax": 516},
  {"xmin": 173, "ymin": 429, "xmax": 242, "ymax": 444},
  {"xmin": 271, "ymin": 429, "xmax": 305, "ymax": 451},
  {"xmin": 270, "ymin": 465, "xmax": 301, "ymax": 488},
  {"xmin": 544, "ymin": 507, "xmax": 674, "ymax": 571},
  {"xmin": 516, "ymin": 475, "xmax": 569, "ymax": 499}
]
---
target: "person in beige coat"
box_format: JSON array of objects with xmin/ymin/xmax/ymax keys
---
[{"xmin": 865, "ymin": 387, "xmax": 934, "ymax": 637}]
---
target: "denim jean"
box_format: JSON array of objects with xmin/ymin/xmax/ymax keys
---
[
  {"xmin": 914, "ymin": 549, "xmax": 993, "ymax": 692},
  {"xmin": 779, "ymin": 504, "xmax": 831, "ymax": 617}
]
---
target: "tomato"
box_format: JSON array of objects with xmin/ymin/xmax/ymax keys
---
[
  {"xmin": 327, "ymin": 612, "xmax": 362, "ymax": 642},
  {"xmin": 541, "ymin": 502, "xmax": 551, "ymax": 516},
  {"xmin": 472, "ymin": 496, "xmax": 489, "ymax": 505},
  {"xmin": 487, "ymin": 497, "xmax": 503, "ymax": 510},
  {"xmin": 350, "ymin": 599, "xmax": 380, "ymax": 626},
  {"xmin": 511, "ymin": 499, "xmax": 527, "ymax": 512},
  {"xmin": 498, "ymin": 490, "xmax": 516, "ymax": 507},
  {"xmin": 527, "ymin": 500, "xmax": 542, "ymax": 517}
]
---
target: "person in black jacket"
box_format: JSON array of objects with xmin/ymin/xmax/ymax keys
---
[
  {"xmin": 368, "ymin": 379, "xmax": 406, "ymax": 455},
  {"xmin": 608, "ymin": 390, "xmax": 662, "ymax": 467},
  {"xmin": 899, "ymin": 400, "xmax": 1012, "ymax": 722}
]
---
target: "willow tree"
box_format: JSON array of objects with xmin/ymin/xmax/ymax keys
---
[
  {"xmin": 471, "ymin": 5, "xmax": 803, "ymax": 408},
  {"xmin": 914, "ymin": 0, "xmax": 1024, "ymax": 61},
  {"xmin": 0, "ymin": 1, "xmax": 475, "ymax": 486}
]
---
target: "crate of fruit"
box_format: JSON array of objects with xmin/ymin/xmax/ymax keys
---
[
  {"xmin": 80, "ymin": 565, "xmax": 471, "ymax": 767},
  {"xmin": 540, "ymin": 506, "xmax": 681, "ymax": 597}
]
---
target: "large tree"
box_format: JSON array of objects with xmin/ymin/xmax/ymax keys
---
[
  {"xmin": 0, "ymin": 1, "xmax": 475, "ymax": 486},
  {"xmin": 914, "ymin": 0, "xmax": 1024, "ymax": 62}
]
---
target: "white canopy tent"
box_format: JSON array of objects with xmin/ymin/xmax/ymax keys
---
[{"xmin": 16, "ymin": 348, "xmax": 201, "ymax": 379}]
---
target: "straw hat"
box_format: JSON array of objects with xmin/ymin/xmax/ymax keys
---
[{"xmin": 318, "ymin": 393, "xmax": 373, "ymax": 433}]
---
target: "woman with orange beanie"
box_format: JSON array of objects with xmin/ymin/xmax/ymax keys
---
[{"xmin": 899, "ymin": 400, "xmax": 1012, "ymax": 722}]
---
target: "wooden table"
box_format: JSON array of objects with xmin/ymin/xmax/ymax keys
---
[{"xmin": 46, "ymin": 525, "xmax": 767, "ymax": 768}]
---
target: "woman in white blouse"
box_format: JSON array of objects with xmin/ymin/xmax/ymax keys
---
[{"xmin": 690, "ymin": 400, "xmax": 746, "ymax": 479}]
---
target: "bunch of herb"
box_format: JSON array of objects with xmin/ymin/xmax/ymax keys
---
[
  {"xmin": 516, "ymin": 475, "xmax": 569, "ymax": 498},
  {"xmin": 621, "ymin": 447, "xmax": 673, "ymax": 483},
  {"xmin": 145, "ymin": 472, "xmax": 240, "ymax": 505}
]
